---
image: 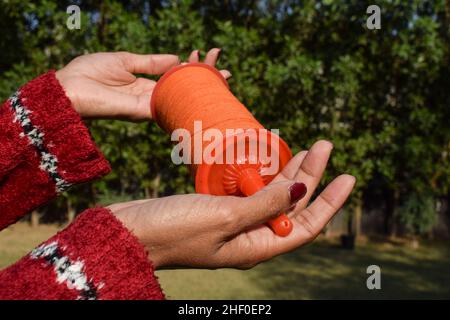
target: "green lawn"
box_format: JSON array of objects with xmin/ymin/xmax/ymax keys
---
[{"xmin": 1, "ymin": 223, "xmax": 449, "ymax": 299}]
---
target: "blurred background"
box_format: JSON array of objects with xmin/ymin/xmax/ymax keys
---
[{"xmin": 0, "ymin": 0, "xmax": 449, "ymax": 299}]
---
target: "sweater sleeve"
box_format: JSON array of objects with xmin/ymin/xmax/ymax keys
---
[
  {"xmin": 0, "ymin": 208, "xmax": 165, "ymax": 300},
  {"xmin": 0, "ymin": 72, "xmax": 165, "ymax": 300},
  {"xmin": 0, "ymin": 71, "xmax": 111, "ymax": 230}
]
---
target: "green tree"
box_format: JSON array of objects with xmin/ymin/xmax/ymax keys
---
[{"xmin": 0, "ymin": 0, "xmax": 448, "ymax": 240}]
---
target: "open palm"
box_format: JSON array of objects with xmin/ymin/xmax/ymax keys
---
[
  {"xmin": 110, "ymin": 140, "xmax": 355, "ymax": 269},
  {"xmin": 56, "ymin": 48, "xmax": 230, "ymax": 121}
]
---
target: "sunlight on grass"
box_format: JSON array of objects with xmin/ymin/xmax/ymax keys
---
[
  {"xmin": 1, "ymin": 223, "xmax": 449, "ymax": 299},
  {"xmin": 0, "ymin": 223, "xmax": 61, "ymax": 268},
  {"xmin": 157, "ymin": 238, "xmax": 450, "ymax": 299}
]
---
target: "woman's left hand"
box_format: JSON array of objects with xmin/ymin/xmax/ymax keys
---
[{"xmin": 108, "ymin": 140, "xmax": 355, "ymax": 270}]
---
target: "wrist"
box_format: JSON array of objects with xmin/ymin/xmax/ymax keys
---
[
  {"xmin": 110, "ymin": 207, "xmax": 165, "ymax": 270},
  {"xmin": 55, "ymin": 68, "xmax": 82, "ymax": 116}
]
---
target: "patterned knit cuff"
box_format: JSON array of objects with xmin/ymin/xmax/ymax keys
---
[
  {"xmin": 0, "ymin": 208, "xmax": 165, "ymax": 300},
  {"xmin": 13, "ymin": 70, "xmax": 111, "ymax": 191}
]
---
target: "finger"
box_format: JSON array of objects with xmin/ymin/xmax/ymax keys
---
[
  {"xmin": 272, "ymin": 150, "xmax": 308, "ymax": 183},
  {"xmin": 236, "ymin": 180, "xmax": 307, "ymax": 230},
  {"xmin": 220, "ymin": 69, "xmax": 232, "ymax": 79},
  {"xmin": 188, "ymin": 50, "xmax": 200, "ymax": 63},
  {"xmin": 109, "ymin": 91, "xmax": 151, "ymax": 121},
  {"xmin": 291, "ymin": 174, "xmax": 356, "ymax": 242},
  {"xmin": 291, "ymin": 140, "xmax": 333, "ymax": 209},
  {"xmin": 109, "ymin": 77, "xmax": 156, "ymax": 96},
  {"xmin": 224, "ymin": 174, "xmax": 355, "ymax": 267},
  {"xmin": 86, "ymin": 85, "xmax": 151, "ymax": 121},
  {"xmin": 116, "ymin": 52, "xmax": 180, "ymax": 75},
  {"xmin": 204, "ymin": 48, "xmax": 221, "ymax": 66}
]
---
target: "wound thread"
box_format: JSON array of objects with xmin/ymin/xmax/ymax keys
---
[{"xmin": 150, "ymin": 63, "xmax": 294, "ymax": 237}]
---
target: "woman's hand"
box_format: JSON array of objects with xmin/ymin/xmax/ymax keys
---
[
  {"xmin": 56, "ymin": 48, "xmax": 229, "ymax": 121},
  {"xmin": 108, "ymin": 140, "xmax": 356, "ymax": 269}
]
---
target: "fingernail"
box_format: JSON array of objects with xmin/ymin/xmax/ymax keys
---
[
  {"xmin": 289, "ymin": 183, "xmax": 307, "ymax": 204},
  {"xmin": 217, "ymin": 48, "xmax": 221, "ymax": 59}
]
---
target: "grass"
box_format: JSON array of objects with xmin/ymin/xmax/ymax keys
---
[{"xmin": 1, "ymin": 223, "xmax": 449, "ymax": 299}]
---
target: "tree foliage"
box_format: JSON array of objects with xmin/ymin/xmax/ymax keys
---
[{"xmin": 0, "ymin": 0, "xmax": 448, "ymax": 236}]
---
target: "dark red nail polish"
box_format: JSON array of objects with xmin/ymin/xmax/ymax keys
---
[{"xmin": 289, "ymin": 183, "xmax": 307, "ymax": 204}]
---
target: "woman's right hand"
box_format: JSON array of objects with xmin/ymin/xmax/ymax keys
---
[
  {"xmin": 108, "ymin": 140, "xmax": 355, "ymax": 270},
  {"xmin": 56, "ymin": 48, "xmax": 230, "ymax": 122}
]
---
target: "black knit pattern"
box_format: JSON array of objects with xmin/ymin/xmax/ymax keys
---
[{"xmin": 9, "ymin": 91, "xmax": 71, "ymax": 193}]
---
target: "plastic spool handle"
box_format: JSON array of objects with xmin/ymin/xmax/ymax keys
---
[{"xmin": 238, "ymin": 167, "xmax": 293, "ymax": 237}]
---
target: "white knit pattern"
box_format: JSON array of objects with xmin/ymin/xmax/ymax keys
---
[
  {"xmin": 30, "ymin": 241, "xmax": 59, "ymax": 258},
  {"xmin": 9, "ymin": 91, "xmax": 71, "ymax": 193},
  {"xmin": 31, "ymin": 241, "xmax": 101, "ymax": 300}
]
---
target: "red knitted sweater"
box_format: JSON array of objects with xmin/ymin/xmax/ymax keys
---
[{"xmin": 0, "ymin": 71, "xmax": 165, "ymax": 300}]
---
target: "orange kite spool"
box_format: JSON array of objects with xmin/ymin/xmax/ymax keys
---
[{"xmin": 150, "ymin": 63, "xmax": 294, "ymax": 236}]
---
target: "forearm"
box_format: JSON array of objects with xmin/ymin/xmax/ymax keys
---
[
  {"xmin": 0, "ymin": 208, "xmax": 164, "ymax": 300},
  {"xmin": 0, "ymin": 71, "xmax": 110, "ymax": 230},
  {"xmin": 0, "ymin": 71, "xmax": 165, "ymax": 300}
]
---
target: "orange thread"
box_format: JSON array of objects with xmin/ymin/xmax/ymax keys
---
[{"xmin": 151, "ymin": 63, "xmax": 294, "ymax": 237}]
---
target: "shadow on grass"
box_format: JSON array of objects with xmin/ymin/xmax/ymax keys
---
[{"xmin": 251, "ymin": 239, "xmax": 450, "ymax": 299}]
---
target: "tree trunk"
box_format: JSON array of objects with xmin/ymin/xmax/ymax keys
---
[
  {"xmin": 67, "ymin": 197, "xmax": 76, "ymax": 223},
  {"xmin": 347, "ymin": 209, "xmax": 353, "ymax": 235},
  {"xmin": 323, "ymin": 223, "xmax": 331, "ymax": 238},
  {"xmin": 90, "ymin": 183, "xmax": 97, "ymax": 207},
  {"xmin": 152, "ymin": 173, "xmax": 161, "ymax": 198},
  {"xmin": 446, "ymin": 191, "xmax": 450, "ymax": 232},
  {"xmin": 410, "ymin": 235, "xmax": 419, "ymax": 249},
  {"xmin": 384, "ymin": 188, "xmax": 399, "ymax": 237},
  {"xmin": 353, "ymin": 198, "xmax": 363, "ymax": 237},
  {"xmin": 30, "ymin": 210, "xmax": 40, "ymax": 228}
]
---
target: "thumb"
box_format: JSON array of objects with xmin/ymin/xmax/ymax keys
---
[{"xmin": 237, "ymin": 181, "xmax": 307, "ymax": 229}]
